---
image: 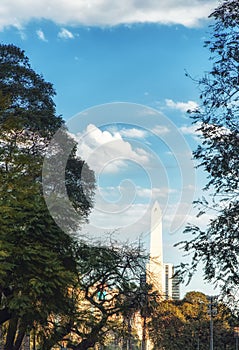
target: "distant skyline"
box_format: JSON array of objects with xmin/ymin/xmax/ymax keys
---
[{"xmin": 0, "ymin": 0, "xmax": 220, "ymax": 296}]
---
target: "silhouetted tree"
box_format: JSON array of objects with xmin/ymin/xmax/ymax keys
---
[
  {"xmin": 0, "ymin": 44, "xmax": 95, "ymax": 350},
  {"xmin": 177, "ymin": 0, "xmax": 239, "ymax": 302}
]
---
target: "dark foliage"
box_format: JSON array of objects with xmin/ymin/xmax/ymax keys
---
[{"xmin": 177, "ymin": 0, "xmax": 239, "ymax": 301}]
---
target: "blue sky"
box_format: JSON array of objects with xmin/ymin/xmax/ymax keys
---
[{"xmin": 0, "ymin": 0, "xmax": 220, "ymax": 295}]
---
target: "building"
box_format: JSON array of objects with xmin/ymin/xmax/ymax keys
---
[
  {"xmin": 172, "ymin": 271, "xmax": 181, "ymax": 300},
  {"xmin": 164, "ymin": 263, "xmax": 180, "ymax": 300},
  {"xmin": 164, "ymin": 263, "xmax": 173, "ymax": 300}
]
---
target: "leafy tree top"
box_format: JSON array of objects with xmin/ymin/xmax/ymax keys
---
[{"xmin": 177, "ymin": 0, "xmax": 239, "ymax": 304}]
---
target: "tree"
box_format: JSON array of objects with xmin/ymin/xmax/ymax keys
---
[
  {"xmin": 40, "ymin": 241, "xmax": 148, "ymax": 350},
  {"xmin": 179, "ymin": 292, "xmax": 210, "ymax": 350},
  {"xmin": 149, "ymin": 299, "xmax": 186, "ymax": 350},
  {"xmin": 0, "ymin": 44, "xmax": 95, "ymax": 349},
  {"xmin": 149, "ymin": 291, "xmax": 236, "ymax": 350},
  {"xmin": 138, "ymin": 276, "xmax": 159, "ymax": 350},
  {"xmin": 177, "ymin": 0, "xmax": 239, "ymax": 302},
  {"xmin": 181, "ymin": 292, "xmax": 236, "ymax": 350}
]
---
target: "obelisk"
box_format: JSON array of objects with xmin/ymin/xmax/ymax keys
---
[{"xmin": 147, "ymin": 200, "xmax": 164, "ymax": 294}]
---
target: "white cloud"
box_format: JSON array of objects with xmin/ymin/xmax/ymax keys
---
[
  {"xmin": 180, "ymin": 123, "xmax": 201, "ymax": 136},
  {"xmin": 36, "ymin": 29, "xmax": 47, "ymax": 42},
  {"xmin": 58, "ymin": 27, "xmax": 74, "ymax": 39},
  {"xmin": 84, "ymin": 201, "xmax": 151, "ymax": 241},
  {"xmin": 83, "ymin": 192, "xmax": 200, "ymax": 242},
  {"xmin": 165, "ymin": 99, "xmax": 199, "ymax": 112},
  {"xmin": 137, "ymin": 187, "xmax": 178, "ymax": 199},
  {"xmin": 120, "ymin": 128, "xmax": 147, "ymax": 138},
  {"xmin": 163, "ymin": 201, "xmax": 212, "ymax": 233},
  {"xmin": 100, "ymin": 186, "xmax": 178, "ymax": 201},
  {"xmin": 0, "ymin": 0, "xmax": 217, "ymax": 30},
  {"xmin": 151, "ymin": 125, "xmax": 170, "ymax": 136},
  {"xmin": 179, "ymin": 122, "xmax": 231, "ymax": 141},
  {"xmin": 75, "ymin": 124, "xmax": 151, "ymax": 174}
]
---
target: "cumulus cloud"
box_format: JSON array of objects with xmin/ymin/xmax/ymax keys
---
[
  {"xmin": 151, "ymin": 125, "xmax": 170, "ymax": 136},
  {"xmin": 163, "ymin": 200, "xmax": 214, "ymax": 232},
  {"xmin": 36, "ymin": 29, "xmax": 47, "ymax": 41},
  {"xmin": 75, "ymin": 124, "xmax": 151, "ymax": 174},
  {"xmin": 137, "ymin": 187, "xmax": 178, "ymax": 199},
  {"xmin": 165, "ymin": 99, "xmax": 199, "ymax": 112},
  {"xmin": 99, "ymin": 186, "xmax": 178, "ymax": 202},
  {"xmin": 120, "ymin": 128, "xmax": 147, "ymax": 138},
  {"xmin": 180, "ymin": 123, "xmax": 201, "ymax": 136},
  {"xmin": 85, "ymin": 187, "xmax": 197, "ymax": 240},
  {"xmin": 0, "ymin": 0, "xmax": 217, "ymax": 30},
  {"xmin": 57, "ymin": 28, "xmax": 74, "ymax": 39},
  {"xmin": 83, "ymin": 201, "xmax": 151, "ymax": 241}
]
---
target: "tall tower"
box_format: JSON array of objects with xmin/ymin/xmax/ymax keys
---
[{"xmin": 147, "ymin": 201, "xmax": 164, "ymax": 295}]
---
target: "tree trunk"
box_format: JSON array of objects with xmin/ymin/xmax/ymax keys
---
[
  {"xmin": 0, "ymin": 309, "xmax": 11, "ymax": 325},
  {"xmin": 122, "ymin": 316, "xmax": 128, "ymax": 350},
  {"xmin": 128, "ymin": 315, "xmax": 132, "ymax": 350},
  {"xmin": 141, "ymin": 315, "xmax": 147, "ymax": 350},
  {"xmin": 74, "ymin": 336, "xmax": 98, "ymax": 350},
  {"xmin": 4, "ymin": 318, "xmax": 18, "ymax": 350},
  {"xmin": 13, "ymin": 323, "xmax": 27, "ymax": 350}
]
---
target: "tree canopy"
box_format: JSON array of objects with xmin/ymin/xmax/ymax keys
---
[
  {"xmin": 177, "ymin": 0, "xmax": 239, "ymax": 303},
  {"xmin": 0, "ymin": 44, "xmax": 152, "ymax": 350},
  {"xmin": 0, "ymin": 44, "xmax": 95, "ymax": 350},
  {"xmin": 149, "ymin": 291, "xmax": 236, "ymax": 350}
]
